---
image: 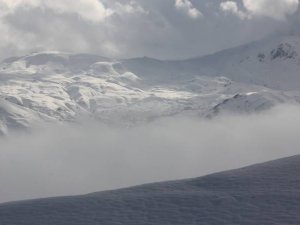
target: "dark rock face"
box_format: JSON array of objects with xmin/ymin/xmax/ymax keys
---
[{"xmin": 270, "ymin": 43, "xmax": 298, "ymax": 60}]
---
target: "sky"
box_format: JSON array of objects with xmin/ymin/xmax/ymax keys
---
[{"xmin": 0, "ymin": 0, "xmax": 298, "ymax": 60}]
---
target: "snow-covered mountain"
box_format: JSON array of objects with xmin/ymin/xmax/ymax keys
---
[
  {"xmin": 1, "ymin": 33, "xmax": 300, "ymax": 133},
  {"xmin": 124, "ymin": 34, "xmax": 300, "ymax": 90},
  {"xmin": 182, "ymin": 35, "xmax": 300, "ymax": 91},
  {"xmin": 1, "ymin": 154, "xmax": 300, "ymax": 225}
]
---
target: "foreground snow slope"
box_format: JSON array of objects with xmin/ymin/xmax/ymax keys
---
[
  {"xmin": 1, "ymin": 155, "xmax": 300, "ymax": 225},
  {"xmin": 1, "ymin": 34, "xmax": 300, "ymax": 133}
]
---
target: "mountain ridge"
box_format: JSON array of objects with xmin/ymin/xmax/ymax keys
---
[{"xmin": 1, "ymin": 33, "xmax": 300, "ymax": 134}]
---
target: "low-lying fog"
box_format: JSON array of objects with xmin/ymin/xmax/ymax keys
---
[{"xmin": 1, "ymin": 104, "xmax": 300, "ymax": 203}]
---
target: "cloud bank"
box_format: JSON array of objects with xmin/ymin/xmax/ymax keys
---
[
  {"xmin": 0, "ymin": 104, "xmax": 300, "ymax": 203},
  {"xmin": 0, "ymin": 0, "xmax": 113, "ymax": 22},
  {"xmin": 221, "ymin": 0, "xmax": 299, "ymax": 20},
  {"xmin": 243, "ymin": 0, "xmax": 298, "ymax": 20},
  {"xmin": 0, "ymin": 0, "xmax": 298, "ymax": 60}
]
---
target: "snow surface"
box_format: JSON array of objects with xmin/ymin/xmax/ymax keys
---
[
  {"xmin": 124, "ymin": 35, "xmax": 300, "ymax": 91},
  {"xmin": 0, "ymin": 155, "xmax": 300, "ymax": 225},
  {"xmin": 1, "ymin": 34, "xmax": 300, "ymax": 134}
]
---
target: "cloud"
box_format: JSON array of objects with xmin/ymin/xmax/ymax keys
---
[
  {"xmin": 243, "ymin": 0, "xmax": 298, "ymax": 20},
  {"xmin": 0, "ymin": 0, "xmax": 113, "ymax": 22},
  {"xmin": 114, "ymin": 1, "xmax": 149, "ymax": 15},
  {"xmin": 175, "ymin": 0, "xmax": 202, "ymax": 19},
  {"xmin": 0, "ymin": 0, "xmax": 298, "ymax": 60},
  {"xmin": 220, "ymin": 1, "xmax": 247, "ymax": 19},
  {"xmin": 1, "ymin": 104, "xmax": 300, "ymax": 203},
  {"xmin": 45, "ymin": 0, "xmax": 113, "ymax": 22},
  {"xmin": 0, "ymin": 0, "xmax": 150, "ymax": 58},
  {"xmin": 221, "ymin": 0, "xmax": 299, "ymax": 21}
]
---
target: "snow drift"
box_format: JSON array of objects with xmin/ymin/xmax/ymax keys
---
[{"xmin": 0, "ymin": 153, "xmax": 300, "ymax": 225}]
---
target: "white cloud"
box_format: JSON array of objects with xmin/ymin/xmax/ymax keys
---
[
  {"xmin": 0, "ymin": 0, "xmax": 113, "ymax": 22},
  {"xmin": 114, "ymin": 1, "xmax": 149, "ymax": 15},
  {"xmin": 45, "ymin": 0, "xmax": 113, "ymax": 22},
  {"xmin": 175, "ymin": 0, "xmax": 202, "ymax": 19},
  {"xmin": 0, "ymin": 0, "xmax": 149, "ymax": 23},
  {"xmin": 243, "ymin": 0, "xmax": 298, "ymax": 20},
  {"xmin": 220, "ymin": 1, "xmax": 247, "ymax": 19},
  {"xmin": 220, "ymin": 0, "xmax": 298, "ymax": 21},
  {"xmin": 0, "ymin": 0, "xmax": 151, "ymax": 59}
]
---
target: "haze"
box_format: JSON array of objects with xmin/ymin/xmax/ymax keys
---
[{"xmin": 0, "ymin": 104, "xmax": 300, "ymax": 203}]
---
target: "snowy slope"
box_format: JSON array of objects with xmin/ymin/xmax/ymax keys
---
[
  {"xmin": 1, "ymin": 34, "xmax": 300, "ymax": 133},
  {"xmin": 1, "ymin": 155, "xmax": 300, "ymax": 225},
  {"xmin": 182, "ymin": 35, "xmax": 300, "ymax": 91},
  {"xmin": 123, "ymin": 34, "xmax": 300, "ymax": 91}
]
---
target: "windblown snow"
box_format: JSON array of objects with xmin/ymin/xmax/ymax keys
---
[
  {"xmin": 1, "ymin": 155, "xmax": 300, "ymax": 225},
  {"xmin": 1, "ymin": 34, "xmax": 300, "ymax": 133}
]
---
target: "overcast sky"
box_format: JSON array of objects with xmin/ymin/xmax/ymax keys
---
[{"xmin": 0, "ymin": 0, "xmax": 298, "ymax": 60}]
